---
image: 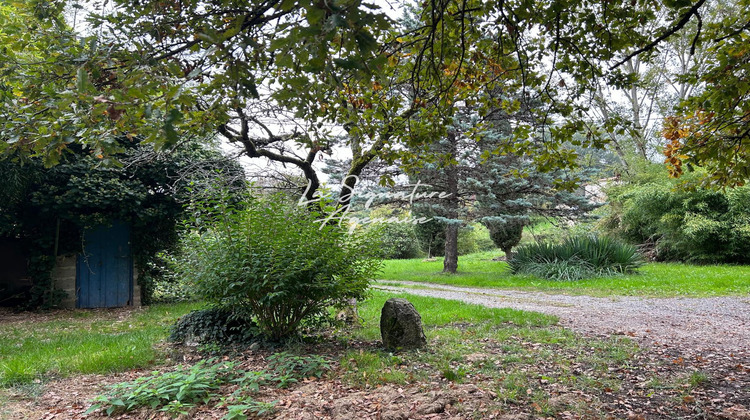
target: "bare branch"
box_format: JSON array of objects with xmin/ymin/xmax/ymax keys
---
[{"xmin": 610, "ymin": 0, "xmax": 707, "ymax": 70}]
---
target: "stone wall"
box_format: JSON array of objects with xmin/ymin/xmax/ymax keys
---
[
  {"xmin": 51, "ymin": 255, "xmax": 77, "ymax": 308},
  {"xmin": 132, "ymin": 267, "xmax": 141, "ymax": 307}
]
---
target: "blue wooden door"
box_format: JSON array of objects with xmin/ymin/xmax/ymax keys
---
[{"xmin": 76, "ymin": 221, "xmax": 133, "ymax": 308}]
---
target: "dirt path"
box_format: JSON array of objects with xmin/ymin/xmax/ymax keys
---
[{"xmin": 377, "ymin": 280, "xmax": 750, "ymax": 355}]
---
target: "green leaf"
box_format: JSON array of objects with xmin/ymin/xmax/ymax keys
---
[
  {"xmin": 75, "ymin": 67, "xmax": 94, "ymax": 93},
  {"xmin": 354, "ymin": 31, "xmax": 377, "ymax": 55},
  {"xmin": 279, "ymin": 0, "xmax": 296, "ymax": 11},
  {"xmin": 163, "ymin": 108, "xmax": 183, "ymax": 146},
  {"xmin": 333, "ymin": 58, "xmax": 361, "ymax": 70},
  {"xmin": 84, "ymin": 404, "xmax": 102, "ymax": 415},
  {"xmin": 305, "ymin": 6, "xmax": 326, "ymax": 25}
]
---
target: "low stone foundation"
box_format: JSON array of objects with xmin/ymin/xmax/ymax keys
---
[{"xmin": 51, "ymin": 255, "xmax": 77, "ymax": 309}]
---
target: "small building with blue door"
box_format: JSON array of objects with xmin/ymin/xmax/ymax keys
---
[{"xmin": 52, "ymin": 221, "xmax": 141, "ymax": 308}]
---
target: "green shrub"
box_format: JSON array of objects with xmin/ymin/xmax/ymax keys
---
[
  {"xmin": 520, "ymin": 217, "xmax": 567, "ymax": 246},
  {"xmin": 362, "ymin": 207, "xmax": 422, "ymax": 259},
  {"xmin": 150, "ymin": 276, "xmax": 195, "ymax": 304},
  {"xmin": 144, "ymin": 253, "xmax": 196, "ymax": 304},
  {"xmin": 87, "ymin": 353, "xmax": 328, "ymax": 418},
  {"xmin": 369, "ymin": 222, "xmax": 422, "ymax": 259},
  {"xmin": 486, "ymin": 219, "xmax": 525, "ymax": 255},
  {"xmin": 458, "ymin": 223, "xmax": 496, "ymax": 255},
  {"xmin": 413, "ymin": 215, "xmax": 445, "ymax": 257},
  {"xmin": 87, "ymin": 359, "xmax": 244, "ymax": 417},
  {"xmin": 169, "ymin": 308, "xmax": 259, "ymax": 345},
  {"xmin": 174, "ymin": 196, "xmax": 381, "ymax": 340},
  {"xmin": 509, "ymin": 235, "xmax": 643, "ymax": 281},
  {"xmin": 602, "ymin": 183, "xmax": 750, "ymax": 263}
]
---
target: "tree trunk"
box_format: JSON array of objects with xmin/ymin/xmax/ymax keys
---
[
  {"xmin": 443, "ymin": 223, "xmax": 458, "ymax": 273},
  {"xmin": 501, "ymin": 246, "xmax": 514, "ymax": 261},
  {"xmin": 443, "ymin": 131, "xmax": 460, "ymax": 274}
]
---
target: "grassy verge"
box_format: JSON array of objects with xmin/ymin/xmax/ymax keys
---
[
  {"xmin": 338, "ymin": 290, "xmax": 641, "ymax": 417},
  {"xmin": 0, "ymin": 302, "xmax": 201, "ymax": 387},
  {"xmin": 380, "ymin": 251, "xmax": 750, "ymax": 297}
]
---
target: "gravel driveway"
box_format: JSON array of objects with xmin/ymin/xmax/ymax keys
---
[{"xmin": 377, "ymin": 280, "xmax": 750, "ymax": 355}]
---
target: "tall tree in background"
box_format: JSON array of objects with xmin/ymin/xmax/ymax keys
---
[
  {"xmin": 663, "ymin": 0, "xmax": 750, "ymax": 186},
  {"xmin": 409, "ymin": 101, "xmax": 597, "ymax": 273},
  {"xmin": 589, "ymin": 2, "xmax": 723, "ymax": 175}
]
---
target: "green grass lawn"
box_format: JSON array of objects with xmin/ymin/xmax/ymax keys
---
[
  {"xmin": 355, "ymin": 289, "xmax": 558, "ymax": 341},
  {"xmin": 0, "ymin": 292, "xmax": 733, "ymax": 419},
  {"xmin": 0, "ymin": 302, "xmax": 201, "ymax": 387},
  {"xmin": 380, "ymin": 250, "xmax": 750, "ymax": 297},
  {"xmin": 338, "ymin": 290, "xmax": 644, "ymax": 416},
  {"xmin": 341, "ymin": 290, "xmax": 565, "ymax": 387}
]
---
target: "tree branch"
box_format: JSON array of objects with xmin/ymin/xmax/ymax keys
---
[{"xmin": 609, "ymin": 0, "xmax": 707, "ymax": 70}]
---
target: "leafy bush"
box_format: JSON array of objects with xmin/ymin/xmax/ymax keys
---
[
  {"xmin": 413, "ymin": 214, "xmax": 445, "ymax": 257},
  {"xmin": 87, "ymin": 353, "xmax": 328, "ymax": 418},
  {"xmin": 88, "ymin": 359, "xmax": 244, "ymax": 417},
  {"xmin": 486, "ymin": 219, "xmax": 525, "ymax": 255},
  {"xmin": 169, "ymin": 308, "xmax": 259, "ymax": 345},
  {"xmin": 368, "ymin": 222, "xmax": 422, "ymax": 259},
  {"xmin": 602, "ymin": 183, "xmax": 750, "ymax": 263},
  {"xmin": 174, "ymin": 196, "xmax": 381, "ymax": 340},
  {"xmin": 150, "ymin": 275, "xmax": 195, "ymax": 304},
  {"xmin": 361, "ymin": 207, "xmax": 422, "ymax": 259},
  {"xmin": 520, "ymin": 217, "xmax": 568, "ymax": 246},
  {"xmin": 509, "ymin": 235, "xmax": 643, "ymax": 281},
  {"xmin": 141, "ymin": 253, "xmax": 196, "ymax": 304},
  {"xmin": 458, "ymin": 223, "xmax": 496, "ymax": 255}
]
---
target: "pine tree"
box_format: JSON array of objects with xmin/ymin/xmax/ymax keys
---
[{"xmin": 409, "ymin": 105, "xmax": 598, "ymax": 272}]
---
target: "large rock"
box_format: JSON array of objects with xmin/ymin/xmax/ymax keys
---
[{"xmin": 380, "ymin": 298, "xmax": 427, "ymax": 351}]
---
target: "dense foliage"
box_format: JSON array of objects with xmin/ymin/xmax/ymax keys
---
[
  {"xmin": 0, "ymin": 141, "xmax": 244, "ymax": 308},
  {"xmin": 370, "ymin": 222, "xmax": 422, "ymax": 260},
  {"xmin": 174, "ymin": 197, "xmax": 381, "ymax": 340},
  {"xmin": 356, "ymin": 207, "xmax": 422, "ymax": 260},
  {"xmin": 509, "ymin": 236, "xmax": 643, "ymax": 281},
  {"xmin": 88, "ymin": 353, "xmax": 327, "ymax": 418},
  {"xmin": 146, "ymin": 254, "xmax": 197, "ymax": 304},
  {"xmin": 458, "ymin": 224, "xmax": 497, "ymax": 256},
  {"xmin": 169, "ymin": 308, "xmax": 259, "ymax": 345},
  {"xmin": 5, "ymin": 0, "xmax": 749, "ymax": 214},
  {"xmin": 602, "ymin": 183, "xmax": 750, "ymax": 264},
  {"xmin": 662, "ymin": 1, "xmax": 750, "ymax": 186},
  {"xmin": 411, "ymin": 217, "xmax": 496, "ymax": 258},
  {"xmin": 487, "ymin": 219, "xmax": 525, "ymax": 257}
]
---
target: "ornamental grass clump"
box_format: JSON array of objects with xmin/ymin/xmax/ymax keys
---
[
  {"xmin": 509, "ymin": 235, "xmax": 643, "ymax": 281},
  {"xmin": 174, "ymin": 196, "xmax": 381, "ymax": 341}
]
